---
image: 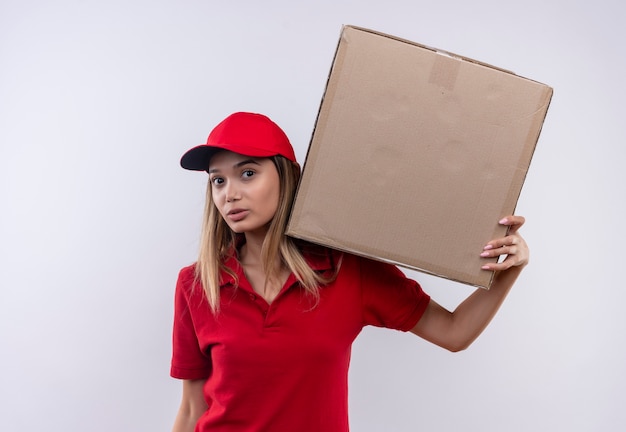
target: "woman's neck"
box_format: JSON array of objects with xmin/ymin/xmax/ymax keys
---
[
  {"xmin": 239, "ymin": 230, "xmax": 266, "ymax": 267},
  {"xmin": 239, "ymin": 229, "xmax": 289, "ymax": 303}
]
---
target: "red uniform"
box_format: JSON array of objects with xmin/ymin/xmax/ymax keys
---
[{"xmin": 171, "ymin": 246, "xmax": 430, "ymax": 431}]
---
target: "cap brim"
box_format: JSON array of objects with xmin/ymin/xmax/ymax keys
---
[
  {"xmin": 180, "ymin": 143, "xmax": 283, "ymax": 171},
  {"xmin": 180, "ymin": 145, "xmax": 218, "ymax": 171}
]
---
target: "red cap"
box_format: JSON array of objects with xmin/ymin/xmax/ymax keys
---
[{"xmin": 180, "ymin": 112, "xmax": 297, "ymax": 171}]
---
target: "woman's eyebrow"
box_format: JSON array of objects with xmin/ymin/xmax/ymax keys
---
[
  {"xmin": 234, "ymin": 159, "xmax": 261, "ymax": 168},
  {"xmin": 208, "ymin": 159, "xmax": 260, "ymax": 174}
]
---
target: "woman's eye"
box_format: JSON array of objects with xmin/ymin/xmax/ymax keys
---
[
  {"xmin": 242, "ymin": 170, "xmax": 254, "ymax": 178},
  {"xmin": 211, "ymin": 177, "xmax": 224, "ymax": 186}
]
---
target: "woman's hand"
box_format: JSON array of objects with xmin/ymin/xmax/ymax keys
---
[
  {"xmin": 411, "ymin": 215, "xmax": 529, "ymax": 350},
  {"xmin": 411, "ymin": 215, "xmax": 529, "ymax": 351},
  {"xmin": 479, "ymin": 215, "xmax": 529, "ymax": 272}
]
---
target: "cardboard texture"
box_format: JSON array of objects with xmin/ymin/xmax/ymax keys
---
[{"xmin": 286, "ymin": 25, "xmax": 552, "ymax": 288}]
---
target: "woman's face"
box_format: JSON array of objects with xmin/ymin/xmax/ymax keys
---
[{"xmin": 208, "ymin": 150, "xmax": 281, "ymax": 235}]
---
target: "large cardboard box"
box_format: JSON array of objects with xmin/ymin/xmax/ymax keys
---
[{"xmin": 287, "ymin": 25, "xmax": 552, "ymax": 288}]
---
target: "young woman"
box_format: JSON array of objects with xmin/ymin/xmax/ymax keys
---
[{"xmin": 171, "ymin": 112, "xmax": 529, "ymax": 432}]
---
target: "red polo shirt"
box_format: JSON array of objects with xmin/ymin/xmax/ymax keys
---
[{"xmin": 171, "ymin": 247, "xmax": 430, "ymax": 431}]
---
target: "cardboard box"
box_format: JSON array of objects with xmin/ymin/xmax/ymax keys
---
[{"xmin": 286, "ymin": 25, "xmax": 552, "ymax": 288}]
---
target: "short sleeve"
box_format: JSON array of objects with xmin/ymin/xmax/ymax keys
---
[
  {"xmin": 359, "ymin": 257, "xmax": 431, "ymax": 331},
  {"xmin": 170, "ymin": 265, "xmax": 212, "ymax": 380}
]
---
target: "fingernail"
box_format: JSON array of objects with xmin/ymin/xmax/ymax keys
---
[
  {"xmin": 481, "ymin": 265, "xmax": 491, "ymax": 270},
  {"xmin": 483, "ymin": 245, "xmax": 493, "ymax": 250},
  {"xmin": 480, "ymin": 251, "xmax": 490, "ymax": 257},
  {"xmin": 499, "ymin": 218, "xmax": 508, "ymax": 224}
]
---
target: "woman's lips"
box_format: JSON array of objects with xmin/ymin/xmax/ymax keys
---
[{"xmin": 227, "ymin": 209, "xmax": 249, "ymax": 222}]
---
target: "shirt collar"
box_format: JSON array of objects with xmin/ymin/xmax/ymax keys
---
[{"xmin": 218, "ymin": 237, "xmax": 338, "ymax": 288}]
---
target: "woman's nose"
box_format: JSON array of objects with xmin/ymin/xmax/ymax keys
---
[{"xmin": 225, "ymin": 183, "xmax": 240, "ymax": 202}]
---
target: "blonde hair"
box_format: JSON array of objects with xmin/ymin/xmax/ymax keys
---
[{"xmin": 195, "ymin": 156, "xmax": 337, "ymax": 313}]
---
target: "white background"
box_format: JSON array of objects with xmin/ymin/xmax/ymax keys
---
[{"xmin": 1, "ymin": 1, "xmax": 624, "ymax": 431}]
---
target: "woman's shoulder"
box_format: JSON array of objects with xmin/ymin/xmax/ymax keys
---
[
  {"xmin": 295, "ymin": 240, "xmax": 344, "ymax": 264},
  {"xmin": 296, "ymin": 240, "xmax": 392, "ymax": 276},
  {"xmin": 177, "ymin": 262, "xmax": 198, "ymax": 285}
]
